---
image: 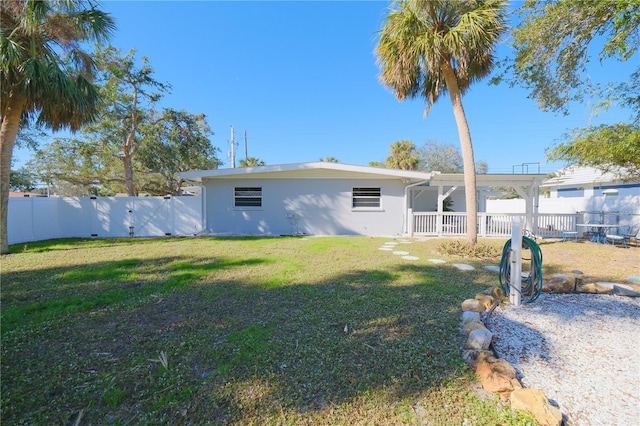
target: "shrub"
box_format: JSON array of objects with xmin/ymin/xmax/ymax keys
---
[{"xmin": 438, "ymin": 240, "xmax": 501, "ymax": 260}]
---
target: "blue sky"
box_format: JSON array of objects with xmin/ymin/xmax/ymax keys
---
[{"xmin": 14, "ymin": 0, "xmax": 635, "ymax": 174}]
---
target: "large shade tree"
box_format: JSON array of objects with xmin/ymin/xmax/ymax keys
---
[
  {"xmin": 376, "ymin": 0, "xmax": 507, "ymax": 244},
  {"xmin": 27, "ymin": 108, "xmax": 222, "ymax": 196},
  {"xmin": 0, "ymin": 0, "xmax": 115, "ymax": 254},
  {"xmin": 501, "ymin": 0, "xmax": 640, "ymax": 180},
  {"xmin": 504, "ymin": 0, "xmax": 639, "ymax": 115}
]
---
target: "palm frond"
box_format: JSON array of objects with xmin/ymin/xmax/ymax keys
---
[
  {"xmin": 376, "ymin": 0, "xmax": 507, "ymax": 108},
  {"xmin": 1, "ymin": 0, "xmax": 114, "ymax": 131}
]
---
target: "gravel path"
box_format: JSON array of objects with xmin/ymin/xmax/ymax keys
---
[{"xmin": 486, "ymin": 293, "xmax": 640, "ymax": 426}]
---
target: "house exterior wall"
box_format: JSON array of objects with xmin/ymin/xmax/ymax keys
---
[{"xmin": 203, "ymin": 178, "xmax": 408, "ymax": 236}]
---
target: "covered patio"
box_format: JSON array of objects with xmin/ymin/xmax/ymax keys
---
[{"xmin": 405, "ymin": 172, "xmax": 555, "ymax": 237}]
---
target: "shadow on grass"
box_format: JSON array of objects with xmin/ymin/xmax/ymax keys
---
[{"xmin": 1, "ymin": 238, "xmax": 532, "ymax": 425}]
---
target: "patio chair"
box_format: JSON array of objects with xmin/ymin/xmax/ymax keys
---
[
  {"xmin": 605, "ymin": 226, "xmax": 627, "ymax": 248},
  {"xmin": 622, "ymin": 224, "xmax": 640, "ymax": 247},
  {"xmin": 562, "ymin": 230, "xmax": 578, "ymax": 242}
]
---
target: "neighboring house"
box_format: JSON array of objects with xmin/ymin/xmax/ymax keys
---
[
  {"xmin": 542, "ymin": 166, "xmax": 640, "ymax": 225},
  {"xmin": 543, "ymin": 166, "xmax": 639, "ymax": 206},
  {"xmin": 487, "ymin": 166, "xmax": 640, "ymax": 228},
  {"xmin": 180, "ymin": 162, "xmax": 545, "ymax": 237},
  {"xmin": 9, "ymin": 191, "xmax": 45, "ymax": 197}
]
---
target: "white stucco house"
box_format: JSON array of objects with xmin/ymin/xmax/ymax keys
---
[
  {"xmin": 542, "ymin": 166, "xmax": 639, "ymax": 210},
  {"xmin": 486, "ymin": 165, "xmax": 639, "ymax": 235},
  {"xmin": 6, "ymin": 162, "xmax": 548, "ymax": 245},
  {"xmin": 541, "ymin": 166, "xmax": 640, "ymax": 226},
  {"xmin": 179, "ymin": 162, "xmax": 546, "ymax": 237}
]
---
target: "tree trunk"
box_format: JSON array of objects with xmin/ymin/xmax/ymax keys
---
[
  {"xmin": 441, "ymin": 62, "xmax": 478, "ymax": 245},
  {"xmin": 122, "ymin": 88, "xmax": 140, "ymax": 197},
  {"xmin": 0, "ymin": 91, "xmax": 27, "ymax": 254},
  {"xmin": 122, "ymin": 145, "xmax": 136, "ymax": 196}
]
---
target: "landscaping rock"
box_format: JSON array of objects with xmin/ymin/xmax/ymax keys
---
[
  {"xmin": 467, "ymin": 327, "xmax": 492, "ymax": 350},
  {"xmin": 462, "ymin": 318, "xmax": 486, "ymax": 336},
  {"xmin": 543, "ymin": 275, "xmax": 574, "ymax": 293},
  {"xmin": 460, "ymin": 349, "xmax": 494, "ymax": 367},
  {"xmin": 510, "ymin": 388, "xmax": 563, "ymax": 426},
  {"xmin": 475, "ymin": 357, "xmax": 522, "ymax": 401},
  {"xmin": 579, "ymin": 282, "xmax": 614, "ymax": 294},
  {"xmin": 461, "ymin": 311, "xmax": 481, "ymax": 322},
  {"xmin": 490, "ymin": 286, "xmax": 505, "ymax": 299},
  {"xmin": 613, "ymin": 284, "xmax": 640, "ymax": 297},
  {"xmin": 474, "ymin": 294, "xmax": 494, "ymax": 311},
  {"xmin": 461, "ymin": 298, "xmax": 485, "ymax": 313}
]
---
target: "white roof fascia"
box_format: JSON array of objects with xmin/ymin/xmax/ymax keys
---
[
  {"xmin": 429, "ymin": 173, "xmax": 546, "ymax": 188},
  {"xmin": 180, "ymin": 161, "xmax": 433, "ymax": 182}
]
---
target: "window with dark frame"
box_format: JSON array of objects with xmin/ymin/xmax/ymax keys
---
[
  {"xmin": 352, "ymin": 187, "xmax": 381, "ymax": 208},
  {"xmin": 234, "ymin": 187, "xmax": 262, "ymax": 207}
]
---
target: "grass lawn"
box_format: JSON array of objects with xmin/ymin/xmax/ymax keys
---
[{"xmin": 2, "ymin": 236, "xmax": 637, "ymax": 425}]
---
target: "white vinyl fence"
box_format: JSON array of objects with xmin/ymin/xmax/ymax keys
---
[{"xmin": 8, "ymin": 196, "xmax": 202, "ymax": 245}]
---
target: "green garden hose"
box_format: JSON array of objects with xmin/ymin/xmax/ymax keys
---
[{"xmin": 499, "ymin": 236, "xmax": 543, "ymax": 303}]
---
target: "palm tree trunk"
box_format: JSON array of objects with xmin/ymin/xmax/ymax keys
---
[
  {"xmin": 442, "ymin": 62, "xmax": 478, "ymax": 245},
  {"xmin": 0, "ymin": 91, "xmax": 27, "ymax": 254}
]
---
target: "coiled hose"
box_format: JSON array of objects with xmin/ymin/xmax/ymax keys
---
[{"xmin": 499, "ymin": 236, "xmax": 543, "ymax": 303}]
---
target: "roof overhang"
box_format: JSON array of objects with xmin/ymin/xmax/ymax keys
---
[
  {"xmin": 428, "ymin": 172, "xmax": 547, "ymax": 188},
  {"xmin": 540, "ymin": 165, "xmax": 637, "ymax": 188},
  {"xmin": 179, "ymin": 162, "xmax": 545, "ymax": 189},
  {"xmin": 179, "ymin": 162, "xmax": 433, "ymax": 182}
]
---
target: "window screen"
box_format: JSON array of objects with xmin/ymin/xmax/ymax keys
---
[
  {"xmin": 352, "ymin": 187, "xmax": 381, "ymax": 208},
  {"xmin": 234, "ymin": 187, "xmax": 262, "ymax": 207}
]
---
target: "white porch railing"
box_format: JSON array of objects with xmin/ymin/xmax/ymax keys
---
[{"xmin": 411, "ymin": 212, "xmax": 579, "ymax": 238}]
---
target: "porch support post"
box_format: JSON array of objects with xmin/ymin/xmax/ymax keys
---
[
  {"xmin": 437, "ymin": 185, "xmax": 444, "ymax": 237},
  {"xmin": 408, "ymin": 208, "xmax": 414, "ymax": 237},
  {"xmin": 438, "ymin": 186, "xmax": 457, "ymax": 237},
  {"xmin": 513, "ymin": 186, "xmax": 534, "ymax": 234},
  {"xmin": 533, "ymin": 185, "xmax": 540, "ymax": 236},
  {"xmin": 200, "ymin": 181, "xmax": 208, "ymax": 234},
  {"xmin": 404, "ymin": 180, "xmax": 428, "ymax": 236}
]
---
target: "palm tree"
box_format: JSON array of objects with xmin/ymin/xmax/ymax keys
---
[
  {"xmin": 239, "ymin": 157, "xmax": 265, "ymax": 167},
  {"xmin": 385, "ymin": 140, "xmax": 420, "ymax": 170},
  {"xmin": 319, "ymin": 156, "xmax": 339, "ymax": 163},
  {"xmin": 0, "ymin": 0, "xmax": 114, "ymax": 254},
  {"xmin": 376, "ymin": 0, "xmax": 507, "ymax": 244}
]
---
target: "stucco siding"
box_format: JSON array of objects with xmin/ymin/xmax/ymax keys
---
[{"xmin": 204, "ymin": 178, "xmax": 407, "ymax": 236}]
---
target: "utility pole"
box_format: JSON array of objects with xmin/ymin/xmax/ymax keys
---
[
  {"xmin": 230, "ymin": 125, "xmax": 235, "ymax": 168},
  {"xmin": 244, "ymin": 130, "xmax": 248, "ymax": 161}
]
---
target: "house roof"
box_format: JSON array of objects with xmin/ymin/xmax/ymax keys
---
[
  {"xmin": 179, "ymin": 162, "xmax": 546, "ymax": 188},
  {"xmin": 541, "ymin": 166, "xmax": 635, "ymax": 188},
  {"xmin": 9, "ymin": 191, "xmax": 46, "ymax": 197},
  {"xmin": 180, "ymin": 162, "xmax": 434, "ymax": 182}
]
